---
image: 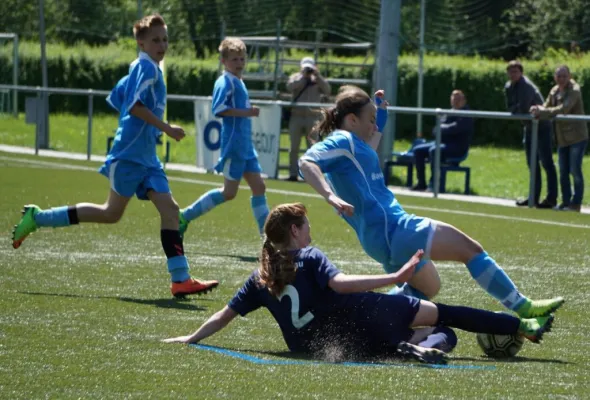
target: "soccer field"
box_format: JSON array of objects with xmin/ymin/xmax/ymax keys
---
[{"xmin": 1, "ymin": 152, "xmax": 589, "ymax": 399}]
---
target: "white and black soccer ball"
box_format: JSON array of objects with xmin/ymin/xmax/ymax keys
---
[{"xmin": 476, "ymin": 332, "xmax": 524, "ymax": 358}]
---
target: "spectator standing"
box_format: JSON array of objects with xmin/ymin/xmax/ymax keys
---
[
  {"xmin": 285, "ymin": 57, "xmax": 331, "ymax": 181},
  {"xmin": 530, "ymin": 65, "xmax": 588, "ymax": 212},
  {"xmin": 505, "ymin": 60, "xmax": 558, "ymax": 208}
]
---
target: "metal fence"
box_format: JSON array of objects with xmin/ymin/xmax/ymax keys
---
[{"xmin": 2, "ymin": 83, "xmax": 590, "ymax": 208}]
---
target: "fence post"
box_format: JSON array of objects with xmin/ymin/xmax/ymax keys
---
[
  {"xmin": 528, "ymin": 119, "xmax": 539, "ymax": 208},
  {"xmin": 12, "ymin": 34, "xmax": 18, "ymax": 117},
  {"xmin": 432, "ymin": 112, "xmax": 442, "ymax": 198},
  {"xmin": 34, "ymin": 91, "xmax": 41, "ymax": 155},
  {"xmin": 272, "ymin": 19, "xmax": 282, "ymax": 99},
  {"xmin": 87, "ymin": 91, "xmax": 94, "ymax": 161}
]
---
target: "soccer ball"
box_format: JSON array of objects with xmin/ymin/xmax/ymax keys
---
[{"xmin": 476, "ymin": 332, "xmax": 524, "ymax": 358}]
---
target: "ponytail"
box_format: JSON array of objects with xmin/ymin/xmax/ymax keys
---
[
  {"xmin": 311, "ymin": 107, "xmax": 338, "ymax": 143},
  {"xmin": 310, "ymin": 85, "xmax": 372, "ymax": 143},
  {"xmin": 259, "ymin": 237, "xmax": 297, "ymax": 297}
]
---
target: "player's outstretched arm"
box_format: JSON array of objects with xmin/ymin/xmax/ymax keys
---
[
  {"xmin": 130, "ymin": 102, "xmax": 186, "ymax": 141},
  {"xmin": 368, "ymin": 90, "xmax": 388, "ymax": 150},
  {"xmin": 162, "ymin": 306, "xmax": 238, "ymax": 344},
  {"xmin": 299, "ymin": 160, "xmax": 354, "ymax": 217},
  {"xmin": 328, "ymin": 250, "xmax": 423, "ymax": 293},
  {"xmin": 216, "ymin": 107, "xmax": 260, "ymax": 118}
]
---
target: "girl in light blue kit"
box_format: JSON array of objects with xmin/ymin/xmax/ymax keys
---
[{"xmin": 299, "ymin": 85, "xmax": 564, "ymax": 319}]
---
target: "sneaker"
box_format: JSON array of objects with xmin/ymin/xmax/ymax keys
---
[
  {"xmin": 411, "ymin": 184, "xmax": 427, "ymax": 192},
  {"xmin": 518, "ymin": 315, "xmax": 554, "ymax": 343},
  {"xmin": 285, "ymin": 176, "xmax": 299, "ymax": 182},
  {"xmin": 515, "ymin": 297, "xmax": 564, "ymax": 318},
  {"xmin": 171, "ymin": 278, "xmax": 219, "ymax": 298},
  {"xmin": 396, "ymin": 341, "xmax": 448, "ymax": 364},
  {"xmin": 564, "ymin": 204, "xmax": 581, "ymax": 212},
  {"xmin": 12, "ymin": 205, "xmax": 41, "ymax": 249},
  {"xmin": 516, "ymin": 198, "xmax": 537, "ymax": 207},
  {"xmin": 178, "ymin": 211, "xmax": 189, "ymax": 238},
  {"xmin": 536, "ymin": 199, "xmax": 556, "ymax": 209},
  {"xmin": 553, "ymin": 203, "xmax": 568, "ymax": 211}
]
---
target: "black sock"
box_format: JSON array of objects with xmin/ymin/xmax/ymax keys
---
[
  {"xmin": 160, "ymin": 229, "xmax": 184, "ymax": 259},
  {"xmin": 435, "ymin": 303, "xmax": 520, "ymax": 335},
  {"xmin": 67, "ymin": 206, "xmax": 79, "ymax": 225}
]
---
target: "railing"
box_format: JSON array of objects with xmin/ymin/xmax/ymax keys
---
[{"xmin": 2, "ymin": 84, "xmax": 589, "ymax": 207}]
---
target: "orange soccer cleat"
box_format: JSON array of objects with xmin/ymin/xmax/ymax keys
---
[{"xmin": 171, "ymin": 278, "xmax": 219, "ymax": 298}]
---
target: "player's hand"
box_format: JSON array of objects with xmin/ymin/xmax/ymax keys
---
[
  {"xmin": 326, "ymin": 194, "xmax": 354, "ymax": 217},
  {"xmin": 374, "ymin": 90, "xmax": 389, "ymax": 109},
  {"xmin": 249, "ymin": 107, "xmax": 260, "ymax": 117},
  {"xmin": 392, "ymin": 249, "xmax": 424, "ymax": 284},
  {"xmin": 162, "ymin": 335, "xmax": 195, "ymax": 344},
  {"xmin": 165, "ymin": 124, "xmax": 186, "ymax": 141}
]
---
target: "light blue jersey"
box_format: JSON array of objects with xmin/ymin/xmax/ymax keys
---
[
  {"xmin": 301, "ymin": 130, "xmax": 434, "ymax": 271},
  {"xmin": 212, "ymin": 71, "xmax": 257, "ymax": 163},
  {"xmin": 105, "ymin": 52, "xmax": 166, "ymax": 169}
]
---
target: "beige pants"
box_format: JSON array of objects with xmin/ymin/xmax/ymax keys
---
[{"xmin": 288, "ymin": 115, "xmax": 318, "ymax": 177}]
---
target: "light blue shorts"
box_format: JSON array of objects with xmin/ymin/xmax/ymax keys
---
[
  {"xmin": 215, "ymin": 157, "xmax": 262, "ymax": 181},
  {"xmin": 99, "ymin": 160, "xmax": 170, "ymax": 200},
  {"xmin": 384, "ymin": 215, "xmax": 436, "ymax": 274}
]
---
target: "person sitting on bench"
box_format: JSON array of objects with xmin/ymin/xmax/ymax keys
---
[{"xmin": 412, "ymin": 90, "xmax": 474, "ymax": 191}]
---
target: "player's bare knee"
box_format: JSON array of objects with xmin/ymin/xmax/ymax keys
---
[
  {"xmin": 102, "ymin": 206, "xmax": 124, "ymax": 223},
  {"xmin": 463, "ymin": 238, "xmax": 484, "ymax": 263},
  {"xmin": 424, "ymin": 279, "xmax": 441, "ymax": 298},
  {"xmin": 160, "ymin": 200, "xmax": 180, "ymax": 221},
  {"xmin": 222, "ymin": 189, "xmax": 237, "ymax": 201},
  {"xmin": 252, "ymin": 181, "xmax": 266, "ymax": 196}
]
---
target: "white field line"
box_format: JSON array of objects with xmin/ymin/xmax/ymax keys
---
[{"xmin": 2, "ymin": 155, "xmax": 589, "ymax": 230}]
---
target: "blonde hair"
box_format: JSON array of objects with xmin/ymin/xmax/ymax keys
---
[
  {"xmin": 312, "ymin": 85, "xmax": 372, "ymax": 141},
  {"xmin": 133, "ymin": 14, "xmax": 166, "ymax": 40},
  {"xmin": 218, "ymin": 37, "xmax": 247, "ymax": 59},
  {"xmin": 258, "ymin": 203, "xmax": 307, "ymax": 297}
]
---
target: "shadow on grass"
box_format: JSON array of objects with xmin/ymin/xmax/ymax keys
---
[
  {"xmin": 18, "ymin": 291, "xmax": 208, "ymax": 311},
  {"xmin": 211, "ymin": 346, "xmax": 570, "ymax": 366},
  {"xmin": 451, "ymin": 355, "xmax": 571, "ymax": 365},
  {"xmin": 193, "ymin": 251, "xmax": 259, "ymax": 263}
]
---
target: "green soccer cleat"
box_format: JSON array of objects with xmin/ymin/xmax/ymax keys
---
[
  {"xmin": 518, "ymin": 314, "xmax": 554, "ymax": 344},
  {"xmin": 178, "ymin": 210, "xmax": 189, "ymax": 238},
  {"xmin": 515, "ymin": 297, "xmax": 565, "ymax": 318},
  {"xmin": 12, "ymin": 204, "xmax": 41, "ymax": 249},
  {"xmin": 396, "ymin": 341, "xmax": 449, "ymax": 365}
]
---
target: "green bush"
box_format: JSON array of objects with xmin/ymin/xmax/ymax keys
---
[{"xmin": 2, "ymin": 41, "xmax": 590, "ymax": 147}]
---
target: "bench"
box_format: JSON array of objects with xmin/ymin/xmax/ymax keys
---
[
  {"xmin": 384, "ymin": 151, "xmax": 471, "ymax": 194},
  {"xmin": 384, "ymin": 152, "xmax": 414, "ymax": 187},
  {"xmin": 107, "ymin": 136, "xmax": 171, "ymax": 163},
  {"xmin": 439, "ymin": 154, "xmax": 471, "ymax": 195}
]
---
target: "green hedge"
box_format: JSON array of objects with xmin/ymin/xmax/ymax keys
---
[{"xmin": 2, "ymin": 42, "xmax": 590, "ymax": 147}]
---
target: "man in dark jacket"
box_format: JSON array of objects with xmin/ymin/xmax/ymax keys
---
[
  {"xmin": 411, "ymin": 90, "xmax": 473, "ymax": 191},
  {"xmin": 504, "ymin": 60, "xmax": 557, "ymax": 208}
]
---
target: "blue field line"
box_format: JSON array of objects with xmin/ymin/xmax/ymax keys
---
[{"xmin": 191, "ymin": 344, "xmax": 496, "ymax": 371}]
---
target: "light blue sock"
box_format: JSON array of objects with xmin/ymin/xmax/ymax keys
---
[
  {"xmin": 251, "ymin": 195, "xmax": 269, "ymax": 234},
  {"xmin": 167, "ymin": 255, "xmax": 191, "ymax": 283},
  {"xmin": 182, "ymin": 189, "xmax": 225, "ymax": 222},
  {"xmin": 466, "ymin": 251, "xmax": 527, "ymax": 310},
  {"xmin": 34, "ymin": 206, "xmax": 70, "ymax": 228},
  {"xmin": 387, "ymin": 283, "xmax": 429, "ymax": 299}
]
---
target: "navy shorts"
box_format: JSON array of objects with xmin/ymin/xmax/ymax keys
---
[{"xmin": 309, "ymin": 292, "xmax": 421, "ymax": 357}]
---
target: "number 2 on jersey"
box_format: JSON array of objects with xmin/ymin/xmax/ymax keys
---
[{"xmin": 278, "ymin": 285, "xmax": 314, "ymax": 329}]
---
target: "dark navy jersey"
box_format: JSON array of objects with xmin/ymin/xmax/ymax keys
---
[{"xmin": 228, "ymin": 247, "xmax": 420, "ymax": 355}]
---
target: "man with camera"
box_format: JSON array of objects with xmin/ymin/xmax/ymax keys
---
[{"xmin": 285, "ymin": 57, "xmax": 331, "ymax": 181}]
